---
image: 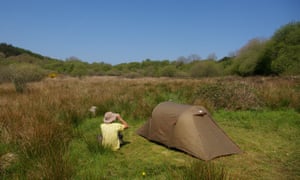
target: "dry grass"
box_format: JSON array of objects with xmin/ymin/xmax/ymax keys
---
[{"xmin": 0, "ymin": 75, "xmax": 299, "ymax": 179}]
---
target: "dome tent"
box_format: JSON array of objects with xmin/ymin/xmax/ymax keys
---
[{"xmin": 137, "ymin": 101, "xmax": 242, "ymax": 161}]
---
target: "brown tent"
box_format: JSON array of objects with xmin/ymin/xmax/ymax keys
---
[{"xmin": 137, "ymin": 101, "xmax": 242, "ymax": 161}]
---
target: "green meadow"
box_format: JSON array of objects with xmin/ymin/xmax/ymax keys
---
[
  {"xmin": 0, "ymin": 76, "xmax": 299, "ymax": 179},
  {"xmin": 69, "ymin": 109, "xmax": 300, "ymax": 179}
]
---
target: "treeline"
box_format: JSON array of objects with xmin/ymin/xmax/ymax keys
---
[{"xmin": 0, "ymin": 21, "xmax": 299, "ymax": 79}]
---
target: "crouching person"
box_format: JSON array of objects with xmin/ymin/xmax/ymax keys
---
[{"xmin": 100, "ymin": 112, "xmax": 129, "ymax": 151}]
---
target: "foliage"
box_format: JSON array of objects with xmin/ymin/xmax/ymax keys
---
[
  {"xmin": 224, "ymin": 21, "xmax": 300, "ymax": 76},
  {"xmin": 190, "ymin": 60, "xmax": 223, "ymax": 77},
  {"xmin": 87, "ymin": 62, "xmax": 112, "ymax": 76},
  {"xmin": 1, "ymin": 21, "xmax": 300, "ymax": 77},
  {"xmin": 0, "ymin": 43, "xmax": 44, "ymax": 59},
  {"xmin": 0, "ymin": 63, "xmax": 46, "ymax": 93},
  {"xmin": 159, "ymin": 65, "xmax": 178, "ymax": 77},
  {"xmin": 0, "ymin": 66, "xmax": 11, "ymax": 83},
  {"xmin": 268, "ymin": 22, "xmax": 300, "ymax": 75},
  {"xmin": 231, "ymin": 38, "xmax": 268, "ymax": 76}
]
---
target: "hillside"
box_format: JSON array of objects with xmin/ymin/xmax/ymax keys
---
[
  {"xmin": 0, "ymin": 43, "xmax": 62, "ymax": 66},
  {"xmin": 0, "ymin": 43, "xmax": 44, "ymax": 59},
  {"xmin": 1, "ymin": 21, "xmax": 299, "ymax": 77}
]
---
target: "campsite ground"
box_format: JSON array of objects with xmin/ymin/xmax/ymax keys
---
[
  {"xmin": 0, "ymin": 76, "xmax": 299, "ymax": 179},
  {"xmin": 68, "ymin": 109, "xmax": 300, "ymax": 179}
]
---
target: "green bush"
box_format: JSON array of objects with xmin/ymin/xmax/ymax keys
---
[
  {"xmin": 8, "ymin": 63, "xmax": 45, "ymax": 93},
  {"xmin": 230, "ymin": 38, "xmax": 268, "ymax": 76},
  {"xmin": 190, "ymin": 60, "xmax": 222, "ymax": 77},
  {"xmin": 160, "ymin": 65, "xmax": 178, "ymax": 77},
  {"xmin": 0, "ymin": 66, "xmax": 11, "ymax": 83},
  {"xmin": 268, "ymin": 22, "xmax": 300, "ymax": 75},
  {"xmin": 271, "ymin": 45, "xmax": 300, "ymax": 75}
]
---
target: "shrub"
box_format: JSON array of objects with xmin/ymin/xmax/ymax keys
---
[
  {"xmin": 195, "ymin": 81, "xmax": 263, "ymax": 110},
  {"xmin": 7, "ymin": 64, "xmax": 45, "ymax": 93},
  {"xmin": 190, "ymin": 60, "xmax": 222, "ymax": 77},
  {"xmin": 268, "ymin": 22, "xmax": 300, "ymax": 75},
  {"xmin": 230, "ymin": 38, "xmax": 268, "ymax": 76},
  {"xmin": 48, "ymin": 72, "xmax": 57, "ymax": 78},
  {"xmin": 160, "ymin": 65, "xmax": 178, "ymax": 77},
  {"xmin": 0, "ymin": 66, "xmax": 11, "ymax": 83},
  {"xmin": 122, "ymin": 72, "xmax": 142, "ymax": 78}
]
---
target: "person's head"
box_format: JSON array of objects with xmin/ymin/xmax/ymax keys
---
[{"xmin": 103, "ymin": 112, "xmax": 117, "ymax": 123}]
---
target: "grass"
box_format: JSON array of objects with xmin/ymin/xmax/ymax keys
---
[
  {"xmin": 67, "ymin": 109, "xmax": 300, "ymax": 179},
  {"xmin": 214, "ymin": 110, "xmax": 300, "ymax": 179},
  {"xmin": 0, "ymin": 76, "xmax": 299, "ymax": 179},
  {"xmin": 68, "ymin": 117, "xmax": 226, "ymax": 179}
]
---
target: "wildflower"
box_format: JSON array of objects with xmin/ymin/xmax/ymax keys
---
[
  {"xmin": 48, "ymin": 73, "xmax": 57, "ymax": 78},
  {"xmin": 142, "ymin": 171, "xmax": 146, "ymax": 176}
]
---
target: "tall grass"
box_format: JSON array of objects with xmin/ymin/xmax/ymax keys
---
[
  {"xmin": 0, "ymin": 76, "xmax": 299, "ymax": 179},
  {"xmin": 179, "ymin": 161, "xmax": 229, "ymax": 180},
  {"xmin": 193, "ymin": 76, "xmax": 300, "ymax": 111}
]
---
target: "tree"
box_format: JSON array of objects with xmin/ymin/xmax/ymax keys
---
[
  {"xmin": 188, "ymin": 54, "xmax": 201, "ymax": 62},
  {"xmin": 267, "ymin": 21, "xmax": 300, "ymax": 75},
  {"xmin": 176, "ymin": 56, "xmax": 188, "ymax": 68},
  {"xmin": 160, "ymin": 65, "xmax": 178, "ymax": 77},
  {"xmin": 1, "ymin": 63, "xmax": 46, "ymax": 93},
  {"xmin": 230, "ymin": 38, "xmax": 268, "ymax": 76},
  {"xmin": 207, "ymin": 53, "xmax": 217, "ymax": 60},
  {"xmin": 190, "ymin": 60, "xmax": 222, "ymax": 77},
  {"xmin": 88, "ymin": 62, "xmax": 112, "ymax": 75},
  {"xmin": 0, "ymin": 43, "xmax": 44, "ymax": 59},
  {"xmin": 64, "ymin": 57, "xmax": 89, "ymax": 77}
]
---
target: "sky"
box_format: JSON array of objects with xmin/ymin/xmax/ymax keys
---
[{"xmin": 1, "ymin": 0, "xmax": 299, "ymax": 64}]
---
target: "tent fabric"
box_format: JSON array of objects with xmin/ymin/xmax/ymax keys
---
[{"xmin": 137, "ymin": 101, "xmax": 242, "ymax": 161}]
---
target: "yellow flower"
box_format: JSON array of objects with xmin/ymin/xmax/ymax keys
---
[
  {"xmin": 48, "ymin": 73, "xmax": 57, "ymax": 78},
  {"xmin": 142, "ymin": 171, "xmax": 146, "ymax": 176}
]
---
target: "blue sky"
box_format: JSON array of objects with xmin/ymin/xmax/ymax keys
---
[{"xmin": 1, "ymin": 0, "xmax": 299, "ymax": 64}]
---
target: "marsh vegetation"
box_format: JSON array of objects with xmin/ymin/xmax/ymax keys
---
[{"xmin": 0, "ymin": 76, "xmax": 299, "ymax": 179}]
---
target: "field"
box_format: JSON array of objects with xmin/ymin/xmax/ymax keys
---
[{"xmin": 0, "ymin": 76, "xmax": 299, "ymax": 179}]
